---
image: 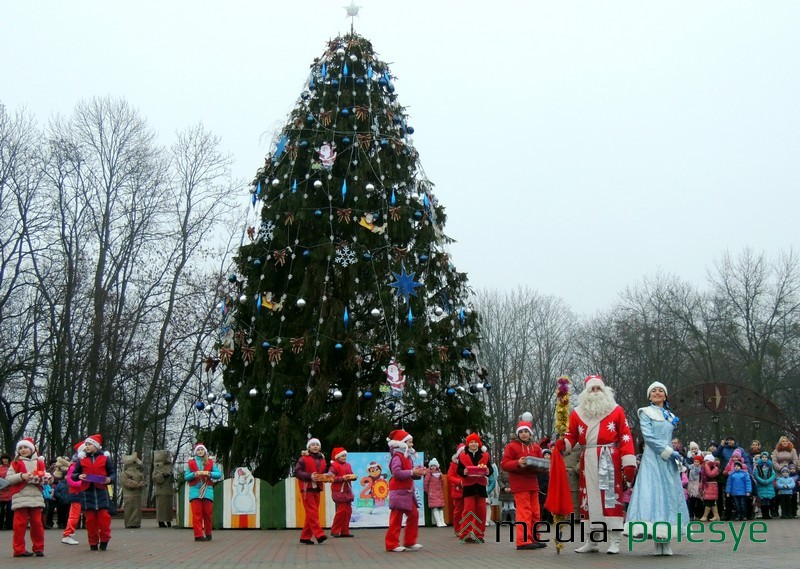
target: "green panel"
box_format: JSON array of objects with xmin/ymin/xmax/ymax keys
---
[
  {"xmin": 272, "ymin": 479, "xmax": 287, "ymax": 529},
  {"xmin": 176, "ymin": 484, "xmax": 186, "ymax": 528},
  {"xmin": 259, "ymin": 479, "xmax": 273, "ymax": 528},
  {"xmin": 213, "ymin": 484, "xmax": 224, "ymax": 529}
]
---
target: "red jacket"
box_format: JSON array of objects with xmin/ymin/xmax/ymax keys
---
[
  {"xmin": 501, "ymin": 439, "xmax": 543, "ymax": 493},
  {"xmin": 294, "ymin": 453, "xmax": 327, "ymax": 493},
  {"xmin": 328, "ymin": 460, "xmax": 355, "ymax": 503},
  {"xmin": 447, "ymin": 461, "xmax": 463, "ymax": 499}
]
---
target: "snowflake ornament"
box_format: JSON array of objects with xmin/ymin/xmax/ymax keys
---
[
  {"xmin": 335, "ymin": 245, "xmax": 357, "ymax": 267},
  {"xmin": 257, "ymin": 220, "xmax": 275, "ymax": 243}
]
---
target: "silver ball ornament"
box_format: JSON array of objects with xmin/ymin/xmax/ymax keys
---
[
  {"xmin": 349, "ymin": 54, "xmax": 357, "ymax": 62},
  {"xmin": 249, "ymin": 388, "xmax": 258, "ymax": 397},
  {"xmin": 239, "ymin": 294, "xmax": 248, "ymax": 303},
  {"xmin": 336, "ymin": 47, "xmax": 345, "ymax": 57},
  {"xmin": 365, "ymin": 183, "xmax": 375, "ymax": 192},
  {"xmin": 332, "ymin": 388, "xmax": 343, "ymax": 400},
  {"xmin": 313, "ymin": 180, "xmax": 323, "ymax": 189},
  {"xmin": 296, "ymin": 298, "xmax": 307, "ymax": 308},
  {"xmin": 370, "ymin": 308, "xmax": 381, "ymax": 318},
  {"xmin": 207, "ymin": 393, "xmax": 217, "ymax": 402},
  {"xmin": 434, "ymin": 306, "xmax": 444, "ymax": 317},
  {"xmin": 271, "ymin": 179, "xmax": 280, "ymax": 188},
  {"xmin": 418, "ymin": 388, "xmax": 428, "ymax": 398}
]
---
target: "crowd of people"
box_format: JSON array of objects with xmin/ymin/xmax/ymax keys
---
[{"xmin": 3, "ymin": 376, "xmax": 798, "ymax": 558}]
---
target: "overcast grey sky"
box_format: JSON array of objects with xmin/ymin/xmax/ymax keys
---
[{"xmin": 3, "ymin": 1, "xmax": 799, "ymax": 314}]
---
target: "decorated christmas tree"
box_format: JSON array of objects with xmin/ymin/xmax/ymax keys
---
[{"xmin": 210, "ymin": 27, "xmax": 487, "ymax": 483}]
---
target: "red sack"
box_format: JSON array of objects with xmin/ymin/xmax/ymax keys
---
[{"xmin": 544, "ymin": 450, "xmax": 573, "ymax": 516}]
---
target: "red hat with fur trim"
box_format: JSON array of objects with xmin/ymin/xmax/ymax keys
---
[
  {"xmin": 332, "ymin": 447, "xmax": 347, "ymax": 461},
  {"xmin": 584, "ymin": 375, "xmax": 605, "ymax": 390},
  {"xmin": 85, "ymin": 434, "xmax": 103, "ymax": 448},
  {"xmin": 516, "ymin": 421, "xmax": 533, "ymax": 435},
  {"xmin": 16, "ymin": 437, "xmax": 36, "ymax": 453}
]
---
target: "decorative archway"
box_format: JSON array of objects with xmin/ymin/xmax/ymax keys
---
[{"xmin": 670, "ymin": 382, "xmax": 799, "ymax": 441}]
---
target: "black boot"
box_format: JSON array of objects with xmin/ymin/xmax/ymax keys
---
[
  {"xmin": 99, "ymin": 542, "xmax": 108, "ymax": 551},
  {"xmin": 159, "ymin": 522, "xmax": 166, "ymax": 528}
]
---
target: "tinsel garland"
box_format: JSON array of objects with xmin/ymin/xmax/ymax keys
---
[{"xmin": 554, "ymin": 374, "xmax": 571, "ymax": 554}]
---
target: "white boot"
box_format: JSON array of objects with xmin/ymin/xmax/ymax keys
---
[
  {"xmin": 653, "ymin": 542, "xmax": 663, "ymax": 556},
  {"xmin": 605, "ymin": 532, "xmax": 621, "ymax": 554},
  {"xmin": 434, "ymin": 509, "xmax": 447, "ymax": 527},
  {"xmin": 575, "ymin": 540, "xmax": 599, "ymax": 553},
  {"xmin": 661, "ymin": 543, "xmax": 673, "ymax": 556}
]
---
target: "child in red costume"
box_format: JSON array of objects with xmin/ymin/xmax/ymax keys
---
[
  {"xmin": 501, "ymin": 421, "xmax": 547, "ymax": 550},
  {"xmin": 60, "ymin": 442, "xmax": 86, "ymax": 545},
  {"xmin": 385, "ymin": 430, "xmax": 425, "ymax": 552},
  {"xmin": 6, "ymin": 438, "xmax": 51, "ymax": 557},
  {"xmin": 294, "ymin": 438, "xmax": 329, "ymax": 545},
  {"xmin": 184, "ymin": 443, "xmax": 222, "ymax": 541},
  {"xmin": 457, "ymin": 432, "xmax": 492, "ymax": 542},
  {"xmin": 448, "ymin": 443, "xmax": 465, "ymax": 535},
  {"xmin": 328, "ymin": 447, "xmax": 357, "ymax": 537},
  {"xmin": 71, "ymin": 434, "xmax": 115, "ymax": 551}
]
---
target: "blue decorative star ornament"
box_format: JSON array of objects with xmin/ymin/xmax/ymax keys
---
[{"xmin": 389, "ymin": 264, "xmax": 423, "ymax": 302}]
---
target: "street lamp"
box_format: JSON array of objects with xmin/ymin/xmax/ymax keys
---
[{"xmin": 752, "ymin": 420, "xmax": 761, "ymax": 441}]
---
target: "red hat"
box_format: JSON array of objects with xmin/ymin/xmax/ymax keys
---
[
  {"xmin": 584, "ymin": 375, "xmax": 605, "ymax": 390},
  {"xmin": 455, "ymin": 443, "xmax": 466, "ymax": 457},
  {"xmin": 332, "ymin": 447, "xmax": 347, "ymax": 460},
  {"xmin": 85, "ymin": 434, "xmax": 103, "ymax": 448},
  {"xmin": 388, "ymin": 429, "xmax": 412, "ymax": 443},
  {"xmin": 516, "ymin": 421, "xmax": 533, "ymax": 435},
  {"xmin": 73, "ymin": 441, "xmax": 86, "ymax": 454},
  {"xmin": 193, "ymin": 442, "xmax": 207, "ymax": 453},
  {"xmin": 16, "ymin": 437, "xmax": 36, "ymax": 453},
  {"xmin": 466, "ymin": 432, "xmax": 482, "ymax": 446},
  {"xmin": 693, "ymin": 455, "xmax": 703, "ymax": 463}
]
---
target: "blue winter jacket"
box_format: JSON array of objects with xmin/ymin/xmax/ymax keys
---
[
  {"xmin": 184, "ymin": 457, "xmax": 223, "ymax": 501},
  {"xmin": 725, "ymin": 470, "xmax": 752, "ymax": 496},
  {"xmin": 776, "ymin": 475, "xmax": 796, "ymax": 495}
]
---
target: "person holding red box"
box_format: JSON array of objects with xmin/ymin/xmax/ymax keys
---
[
  {"xmin": 457, "ymin": 432, "xmax": 492, "ymax": 543},
  {"xmin": 385, "ymin": 429, "xmax": 425, "ymax": 552},
  {"xmin": 328, "ymin": 447, "xmax": 357, "ymax": 538}
]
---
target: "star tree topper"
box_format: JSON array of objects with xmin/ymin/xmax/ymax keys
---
[{"xmin": 389, "ymin": 264, "xmax": 423, "ymax": 303}]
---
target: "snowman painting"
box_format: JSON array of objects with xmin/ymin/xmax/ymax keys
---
[
  {"xmin": 318, "ymin": 142, "xmax": 337, "ymax": 170},
  {"xmin": 231, "ymin": 467, "xmax": 256, "ymax": 515}
]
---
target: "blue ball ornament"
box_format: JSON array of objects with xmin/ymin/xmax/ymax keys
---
[
  {"xmin": 301, "ymin": 92, "xmax": 310, "ymax": 100},
  {"xmin": 469, "ymin": 384, "xmax": 479, "ymax": 394},
  {"xmin": 229, "ymin": 405, "xmax": 237, "ymax": 414},
  {"xmin": 362, "ymin": 251, "xmax": 372, "ymax": 261},
  {"xmin": 331, "ymin": 79, "xmax": 340, "ymax": 88},
  {"xmin": 335, "ymin": 343, "xmax": 343, "ymax": 350},
  {"xmin": 483, "ymin": 382, "xmax": 492, "ymax": 391},
  {"xmin": 299, "ymin": 140, "xmax": 309, "ymax": 148},
  {"xmin": 285, "ymin": 388, "xmax": 294, "ymax": 399},
  {"xmin": 406, "ymin": 126, "xmax": 415, "ymax": 135},
  {"xmin": 407, "ymin": 348, "xmax": 416, "ymax": 356},
  {"xmin": 355, "ymin": 78, "xmax": 365, "ymax": 85},
  {"xmin": 195, "ymin": 401, "xmax": 205, "ymax": 410},
  {"xmin": 393, "ymin": 116, "xmax": 402, "ymax": 125},
  {"xmin": 363, "ymin": 390, "xmax": 373, "ymax": 400},
  {"xmin": 302, "ymin": 249, "xmax": 311, "ymax": 259},
  {"xmin": 413, "ymin": 211, "xmax": 423, "ymax": 220},
  {"xmin": 227, "ymin": 274, "xmax": 237, "ymax": 282},
  {"xmin": 223, "ymin": 392, "xmax": 233, "ymax": 401},
  {"xmin": 342, "ymin": 136, "xmax": 351, "ymax": 145},
  {"xmin": 446, "ymin": 388, "xmax": 456, "ymax": 397},
  {"xmin": 419, "ymin": 254, "xmax": 428, "ymax": 263},
  {"xmin": 253, "ymin": 259, "xmax": 262, "ymax": 267},
  {"xmin": 341, "ymin": 108, "xmax": 350, "ymax": 117},
  {"xmin": 314, "ymin": 209, "xmax": 323, "ymax": 219},
  {"xmin": 388, "ymin": 84, "xmax": 395, "ymax": 93},
  {"xmin": 380, "ymin": 139, "xmax": 389, "ymax": 147},
  {"xmin": 461, "ymin": 349, "xmax": 472, "ymax": 358},
  {"xmin": 378, "ymin": 77, "xmax": 388, "ymax": 87},
  {"xmin": 387, "ymin": 402, "xmax": 396, "ymax": 411},
  {"xmin": 306, "ymin": 114, "xmax": 314, "ymax": 123},
  {"xmin": 262, "ymin": 341, "xmax": 271, "ymax": 349}
]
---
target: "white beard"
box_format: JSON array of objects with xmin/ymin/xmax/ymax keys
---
[{"xmin": 578, "ymin": 387, "xmax": 617, "ymax": 420}]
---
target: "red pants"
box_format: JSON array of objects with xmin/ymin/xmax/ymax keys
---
[
  {"xmin": 451, "ymin": 496, "xmax": 464, "ymax": 535},
  {"xmin": 513, "ymin": 490, "xmax": 541, "ymax": 546},
  {"xmin": 385, "ymin": 503, "xmax": 419, "ymax": 550},
  {"xmin": 331, "ymin": 502, "xmax": 352, "ymax": 536},
  {"xmin": 459, "ymin": 495, "xmax": 487, "ymax": 540},
  {"xmin": 64, "ymin": 502, "xmax": 82, "ymax": 537},
  {"xmin": 190, "ymin": 499, "xmax": 214, "ymax": 538},
  {"xmin": 13, "ymin": 507, "xmax": 44, "ymax": 555},
  {"xmin": 84, "ymin": 509, "xmax": 112, "ymax": 546},
  {"xmin": 300, "ymin": 491, "xmax": 324, "ymax": 540}
]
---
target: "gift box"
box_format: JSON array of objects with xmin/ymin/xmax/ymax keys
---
[
  {"xmin": 465, "ymin": 466, "xmax": 486, "ymax": 477},
  {"xmin": 524, "ymin": 456, "xmax": 550, "ymax": 471},
  {"xmin": 84, "ymin": 474, "xmax": 108, "ymax": 484}
]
